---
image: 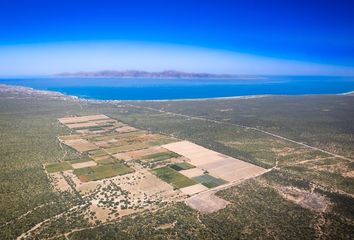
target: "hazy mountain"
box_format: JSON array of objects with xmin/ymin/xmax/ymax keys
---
[{"xmin": 56, "ymin": 70, "xmax": 260, "ymax": 79}]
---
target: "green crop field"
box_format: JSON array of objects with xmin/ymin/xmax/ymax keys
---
[
  {"xmin": 152, "ymin": 166, "xmax": 197, "ymax": 189},
  {"xmin": 193, "ymin": 174, "xmax": 227, "ymax": 188},
  {"xmin": 141, "ymin": 151, "xmax": 180, "ymax": 163},
  {"xmin": 96, "ymin": 157, "xmax": 117, "ymax": 165},
  {"xmin": 45, "ymin": 162, "xmax": 73, "ymax": 173},
  {"xmin": 88, "ymin": 149, "xmax": 107, "ymax": 157},
  {"xmin": 73, "ymin": 161, "xmax": 134, "ymax": 182},
  {"xmin": 169, "ymin": 162, "xmax": 195, "ymax": 171}
]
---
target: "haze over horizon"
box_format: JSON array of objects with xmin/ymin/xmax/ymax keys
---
[{"xmin": 0, "ymin": 0, "xmax": 353, "ymax": 76}]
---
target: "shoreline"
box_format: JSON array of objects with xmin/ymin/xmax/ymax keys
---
[
  {"xmin": 0, "ymin": 83, "xmax": 353, "ymax": 103},
  {"xmin": 339, "ymin": 90, "xmax": 354, "ymax": 96}
]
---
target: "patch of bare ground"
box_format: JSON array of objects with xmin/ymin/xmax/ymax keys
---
[
  {"xmin": 345, "ymin": 170, "xmax": 354, "ymax": 178},
  {"xmin": 275, "ymin": 186, "xmax": 329, "ymax": 212},
  {"xmin": 155, "ymin": 220, "xmax": 177, "ymax": 230},
  {"xmin": 59, "ymin": 138, "xmax": 99, "ymax": 152},
  {"xmin": 115, "ymin": 126, "xmax": 138, "ymax": 133},
  {"xmin": 296, "ymin": 157, "xmax": 354, "ymax": 179},
  {"xmin": 49, "ymin": 172, "xmax": 72, "ymax": 192},
  {"xmin": 256, "ymin": 175, "xmax": 330, "ymax": 213},
  {"xmin": 57, "ymin": 134, "xmax": 82, "ymax": 141},
  {"xmin": 185, "ymin": 191, "xmax": 230, "ymax": 213},
  {"xmin": 71, "ymin": 161, "xmax": 97, "ymax": 169},
  {"xmin": 91, "ymin": 154, "xmax": 111, "ymax": 161},
  {"xmin": 58, "ymin": 115, "xmax": 109, "ymax": 124},
  {"xmin": 180, "ymin": 184, "xmax": 208, "ymax": 195}
]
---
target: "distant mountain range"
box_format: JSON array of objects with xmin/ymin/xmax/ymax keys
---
[{"xmin": 56, "ymin": 70, "xmax": 262, "ymax": 79}]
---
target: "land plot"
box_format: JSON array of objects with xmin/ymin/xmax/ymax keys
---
[
  {"xmin": 113, "ymin": 152, "xmax": 133, "ymax": 161},
  {"xmin": 117, "ymin": 130, "xmax": 147, "ymax": 139},
  {"xmin": 152, "ymin": 166, "xmax": 197, "ymax": 189},
  {"xmin": 49, "ymin": 172, "xmax": 72, "ymax": 192},
  {"xmin": 88, "ymin": 133, "xmax": 121, "ymax": 142},
  {"xmin": 141, "ymin": 151, "xmax": 180, "ymax": 163},
  {"xmin": 92, "ymin": 154, "xmax": 112, "ymax": 161},
  {"xmin": 95, "ymin": 157, "xmax": 117, "ymax": 165},
  {"xmin": 162, "ymin": 141, "xmax": 226, "ymax": 165},
  {"xmin": 185, "ymin": 191, "xmax": 230, "ymax": 213},
  {"xmin": 199, "ymin": 157, "xmax": 250, "ymax": 171},
  {"xmin": 45, "ymin": 162, "xmax": 73, "ymax": 173},
  {"xmin": 62, "ymin": 138, "xmax": 99, "ymax": 152},
  {"xmin": 58, "ymin": 114, "xmax": 109, "ymax": 124},
  {"xmin": 163, "ymin": 140, "xmax": 266, "ymax": 182},
  {"xmin": 68, "ymin": 156, "xmax": 92, "ymax": 164},
  {"xmin": 74, "ymin": 161, "xmax": 134, "ymax": 182},
  {"xmin": 66, "ymin": 121, "xmax": 98, "ymax": 129},
  {"xmin": 106, "ymin": 143, "xmax": 149, "ymax": 154},
  {"xmin": 58, "ymin": 134, "xmax": 82, "ymax": 141},
  {"xmin": 145, "ymin": 135, "xmax": 179, "ymax": 146},
  {"xmin": 125, "ymin": 146, "xmax": 168, "ymax": 160},
  {"xmin": 71, "ymin": 160, "xmax": 97, "ymax": 169},
  {"xmin": 115, "ymin": 126, "xmax": 138, "ymax": 133},
  {"xmin": 112, "ymin": 170, "xmax": 177, "ymax": 197},
  {"xmin": 91, "ymin": 119, "xmax": 118, "ymax": 125},
  {"xmin": 169, "ymin": 162, "xmax": 195, "ymax": 171},
  {"xmin": 193, "ymin": 174, "xmax": 227, "ymax": 188},
  {"xmin": 93, "ymin": 140, "xmax": 112, "ymax": 148},
  {"xmin": 179, "ymin": 183, "xmax": 208, "ymax": 195},
  {"xmin": 145, "ymin": 157, "xmax": 188, "ymax": 170},
  {"xmin": 88, "ymin": 149, "xmax": 107, "ymax": 157},
  {"xmin": 133, "ymin": 133, "xmax": 162, "ymax": 142},
  {"xmin": 207, "ymin": 163, "xmax": 266, "ymax": 182},
  {"xmin": 179, "ymin": 168, "xmax": 206, "ymax": 178}
]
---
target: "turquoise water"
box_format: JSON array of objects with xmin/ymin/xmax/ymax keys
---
[{"xmin": 0, "ymin": 76, "xmax": 353, "ymax": 100}]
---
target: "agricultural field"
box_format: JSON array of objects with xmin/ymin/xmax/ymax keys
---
[
  {"xmin": 43, "ymin": 113, "xmax": 263, "ymax": 228},
  {"xmin": 193, "ymin": 174, "xmax": 227, "ymax": 188},
  {"xmin": 0, "ymin": 85, "xmax": 353, "ymax": 239},
  {"xmin": 152, "ymin": 166, "xmax": 198, "ymax": 189}
]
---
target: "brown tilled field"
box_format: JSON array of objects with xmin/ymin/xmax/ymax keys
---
[
  {"xmin": 58, "ymin": 114, "xmax": 109, "ymax": 124},
  {"xmin": 71, "ymin": 161, "xmax": 97, "ymax": 169},
  {"xmin": 60, "ymin": 138, "xmax": 99, "ymax": 152}
]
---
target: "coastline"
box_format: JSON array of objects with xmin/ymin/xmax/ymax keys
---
[
  {"xmin": 339, "ymin": 90, "xmax": 354, "ymax": 96},
  {"xmin": 0, "ymin": 83, "xmax": 352, "ymax": 103}
]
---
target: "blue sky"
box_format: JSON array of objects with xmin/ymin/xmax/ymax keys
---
[{"xmin": 0, "ymin": 0, "xmax": 353, "ymax": 75}]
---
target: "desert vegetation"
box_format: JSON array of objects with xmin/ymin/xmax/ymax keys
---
[{"xmin": 0, "ymin": 86, "xmax": 353, "ymax": 239}]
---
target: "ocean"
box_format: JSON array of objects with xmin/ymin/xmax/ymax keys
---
[{"xmin": 0, "ymin": 76, "xmax": 353, "ymax": 100}]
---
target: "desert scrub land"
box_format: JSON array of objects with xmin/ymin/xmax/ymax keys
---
[
  {"xmin": 0, "ymin": 85, "xmax": 353, "ymax": 239},
  {"xmin": 130, "ymin": 95, "xmax": 354, "ymax": 159}
]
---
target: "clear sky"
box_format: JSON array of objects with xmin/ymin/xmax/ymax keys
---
[{"xmin": 0, "ymin": 0, "xmax": 353, "ymax": 76}]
